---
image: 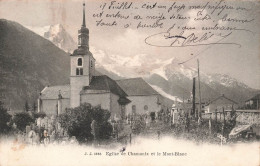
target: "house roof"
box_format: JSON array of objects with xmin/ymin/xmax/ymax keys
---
[
  {"xmin": 40, "ymin": 85, "xmax": 70, "ymax": 99},
  {"xmin": 82, "ymin": 75, "xmax": 127, "ymax": 97},
  {"xmin": 208, "ymin": 94, "xmax": 238, "ymax": 105},
  {"xmin": 116, "ymin": 77, "xmax": 159, "ymax": 96},
  {"xmin": 246, "ymin": 94, "xmax": 260, "ymax": 101}
]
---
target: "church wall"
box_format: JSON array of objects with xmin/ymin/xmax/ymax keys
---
[
  {"xmin": 110, "ymin": 93, "xmax": 121, "ymax": 120},
  {"xmin": 41, "ymin": 99, "xmax": 57, "ymax": 116},
  {"xmin": 70, "ymin": 76, "xmax": 89, "ymax": 108},
  {"xmin": 60, "ymin": 98, "xmax": 70, "ymax": 114},
  {"xmin": 41, "ymin": 98, "xmax": 70, "ymax": 116},
  {"xmin": 80, "ymin": 92, "xmax": 110, "ymax": 110},
  {"xmin": 125, "ymin": 95, "xmax": 161, "ymax": 115}
]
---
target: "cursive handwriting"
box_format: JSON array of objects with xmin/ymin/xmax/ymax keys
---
[{"xmin": 145, "ymin": 28, "xmax": 241, "ymax": 47}]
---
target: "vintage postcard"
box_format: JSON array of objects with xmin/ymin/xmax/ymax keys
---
[{"xmin": 0, "ymin": 0, "xmax": 259, "ymax": 166}]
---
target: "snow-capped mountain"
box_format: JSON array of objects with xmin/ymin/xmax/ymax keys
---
[
  {"xmin": 91, "ymin": 47, "xmax": 248, "ymax": 88},
  {"xmin": 205, "ymin": 73, "xmax": 250, "ymax": 89},
  {"xmin": 26, "ymin": 24, "xmax": 77, "ymax": 53},
  {"xmin": 26, "ymin": 24, "xmax": 258, "ymax": 105},
  {"xmin": 91, "ymin": 46, "xmax": 259, "ymax": 104}
]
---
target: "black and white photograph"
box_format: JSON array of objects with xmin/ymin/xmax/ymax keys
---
[{"xmin": 0, "ymin": 0, "xmax": 259, "ymax": 165}]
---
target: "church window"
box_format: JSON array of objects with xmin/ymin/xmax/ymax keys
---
[
  {"xmin": 80, "ymin": 68, "xmax": 83, "ymax": 75},
  {"xmin": 144, "ymin": 105, "xmax": 148, "ymax": 110},
  {"xmin": 90, "ymin": 60, "xmax": 93, "ymax": 68},
  {"xmin": 76, "ymin": 68, "xmax": 83, "ymax": 76},
  {"xmin": 78, "ymin": 58, "xmax": 83, "ymax": 66}
]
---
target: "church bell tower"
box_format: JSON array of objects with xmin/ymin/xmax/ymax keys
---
[{"xmin": 70, "ymin": 2, "xmax": 95, "ymax": 108}]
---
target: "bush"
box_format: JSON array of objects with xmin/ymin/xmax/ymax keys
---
[
  {"xmin": 132, "ymin": 116, "xmax": 146, "ymax": 135},
  {"xmin": 58, "ymin": 103, "xmax": 113, "ymax": 143},
  {"xmin": 13, "ymin": 112, "xmax": 34, "ymax": 131},
  {"xmin": 99, "ymin": 121, "xmax": 113, "ymax": 139},
  {"xmin": 0, "ymin": 101, "xmax": 12, "ymax": 134},
  {"xmin": 32, "ymin": 112, "xmax": 46, "ymax": 119}
]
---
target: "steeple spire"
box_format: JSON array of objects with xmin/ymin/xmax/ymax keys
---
[
  {"xmin": 82, "ymin": 2, "xmax": 86, "ymax": 27},
  {"xmin": 77, "ymin": 1, "xmax": 89, "ymax": 49}
]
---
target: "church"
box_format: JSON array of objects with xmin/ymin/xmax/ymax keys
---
[{"xmin": 37, "ymin": 3, "xmax": 174, "ymax": 120}]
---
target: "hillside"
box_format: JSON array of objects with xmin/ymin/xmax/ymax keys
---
[
  {"xmin": 0, "ymin": 19, "xmax": 258, "ymax": 111},
  {"xmin": 0, "ymin": 19, "xmax": 70, "ymax": 110}
]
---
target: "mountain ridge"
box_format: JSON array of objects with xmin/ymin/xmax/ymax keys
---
[{"xmin": 1, "ymin": 19, "xmax": 258, "ymax": 111}]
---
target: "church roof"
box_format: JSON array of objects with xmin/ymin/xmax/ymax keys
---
[
  {"xmin": 71, "ymin": 47, "xmax": 92, "ymax": 56},
  {"xmin": 82, "ymin": 75, "xmax": 127, "ymax": 97},
  {"xmin": 116, "ymin": 78, "xmax": 159, "ymax": 96},
  {"xmin": 40, "ymin": 85, "xmax": 70, "ymax": 99}
]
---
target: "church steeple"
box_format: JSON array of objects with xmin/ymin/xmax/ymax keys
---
[
  {"xmin": 78, "ymin": 2, "xmax": 89, "ymax": 49},
  {"xmin": 70, "ymin": 1, "xmax": 95, "ymax": 108},
  {"xmin": 82, "ymin": 3, "xmax": 86, "ymax": 27}
]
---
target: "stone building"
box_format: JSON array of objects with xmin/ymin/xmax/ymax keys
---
[{"xmin": 38, "ymin": 3, "xmax": 173, "ymax": 120}]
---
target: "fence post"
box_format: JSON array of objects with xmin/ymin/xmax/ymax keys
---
[
  {"xmin": 215, "ymin": 109, "xmax": 217, "ymax": 122},
  {"xmin": 130, "ymin": 133, "xmax": 132, "ymax": 145}
]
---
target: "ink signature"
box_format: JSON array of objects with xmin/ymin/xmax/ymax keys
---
[{"xmin": 145, "ymin": 28, "xmax": 241, "ymax": 48}]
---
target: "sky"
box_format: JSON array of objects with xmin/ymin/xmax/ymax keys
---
[{"xmin": 0, "ymin": 0, "xmax": 259, "ymax": 89}]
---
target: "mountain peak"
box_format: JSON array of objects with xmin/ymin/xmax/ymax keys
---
[
  {"xmin": 26, "ymin": 24, "xmax": 77, "ymax": 53},
  {"xmin": 48, "ymin": 24, "xmax": 65, "ymax": 36}
]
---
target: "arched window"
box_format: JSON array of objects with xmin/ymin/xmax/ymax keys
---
[
  {"xmin": 144, "ymin": 105, "xmax": 148, "ymax": 110},
  {"xmin": 77, "ymin": 58, "xmax": 82, "ymax": 66}
]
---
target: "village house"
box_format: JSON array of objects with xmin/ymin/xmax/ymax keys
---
[
  {"xmin": 245, "ymin": 94, "xmax": 260, "ymax": 110},
  {"xmin": 37, "ymin": 3, "xmax": 173, "ymax": 120},
  {"xmin": 204, "ymin": 94, "xmax": 238, "ymax": 113}
]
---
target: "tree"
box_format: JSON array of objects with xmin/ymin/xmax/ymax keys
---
[
  {"xmin": 32, "ymin": 101, "xmax": 37, "ymax": 112},
  {"xmin": 13, "ymin": 112, "xmax": 34, "ymax": 131},
  {"xmin": 99, "ymin": 121, "xmax": 113, "ymax": 139},
  {"xmin": 24, "ymin": 100, "xmax": 30, "ymax": 112},
  {"xmin": 91, "ymin": 106, "xmax": 113, "ymax": 140},
  {"xmin": 0, "ymin": 101, "xmax": 11, "ymax": 135},
  {"xmin": 58, "ymin": 103, "xmax": 93, "ymax": 143},
  {"xmin": 32, "ymin": 112, "xmax": 46, "ymax": 120},
  {"xmin": 58, "ymin": 103, "xmax": 113, "ymax": 143}
]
